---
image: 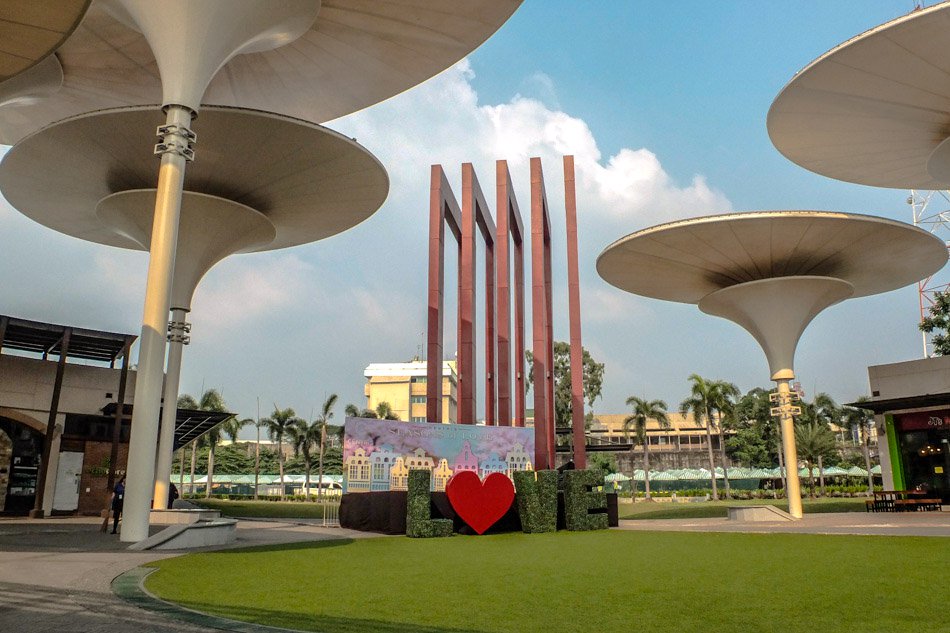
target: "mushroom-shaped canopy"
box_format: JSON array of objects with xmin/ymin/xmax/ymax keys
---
[
  {"xmin": 0, "ymin": 1, "xmax": 89, "ymax": 83},
  {"xmin": 0, "ymin": 105, "xmax": 390, "ymax": 251},
  {"xmin": 0, "ymin": 0, "xmax": 523, "ymax": 144},
  {"xmin": 596, "ymin": 211, "xmax": 947, "ymax": 303},
  {"xmin": 768, "ymin": 2, "xmax": 950, "ymax": 189}
]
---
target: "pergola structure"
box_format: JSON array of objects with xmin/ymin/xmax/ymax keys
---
[
  {"xmin": 767, "ymin": 1, "xmax": 950, "ymax": 190},
  {"xmin": 0, "ymin": 104, "xmax": 388, "ymax": 511},
  {"xmin": 597, "ymin": 211, "xmax": 947, "ymax": 517},
  {"xmin": 0, "ymin": 315, "xmax": 135, "ymax": 518},
  {"xmin": 425, "ymin": 157, "xmax": 586, "ymax": 472},
  {"xmin": 0, "ymin": 1, "xmax": 89, "ymax": 86},
  {"xmin": 0, "ymin": 0, "xmax": 522, "ymax": 542}
]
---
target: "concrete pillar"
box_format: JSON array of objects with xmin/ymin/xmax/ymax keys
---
[{"xmin": 121, "ymin": 105, "xmax": 191, "ymax": 542}]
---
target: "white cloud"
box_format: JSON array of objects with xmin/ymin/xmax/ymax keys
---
[{"xmin": 0, "ymin": 58, "xmax": 733, "ymax": 417}]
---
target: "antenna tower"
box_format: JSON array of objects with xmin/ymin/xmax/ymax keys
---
[{"xmin": 908, "ymin": 189, "xmax": 950, "ymax": 357}]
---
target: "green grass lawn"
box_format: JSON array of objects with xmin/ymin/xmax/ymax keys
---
[
  {"xmin": 188, "ymin": 498, "xmax": 339, "ymax": 519},
  {"xmin": 619, "ymin": 497, "xmax": 867, "ymax": 520},
  {"xmin": 145, "ymin": 530, "xmax": 947, "ymax": 633}
]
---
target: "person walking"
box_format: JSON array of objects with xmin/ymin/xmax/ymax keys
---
[
  {"xmin": 111, "ymin": 475, "xmax": 125, "ymax": 534},
  {"xmin": 168, "ymin": 481, "xmax": 179, "ymax": 509}
]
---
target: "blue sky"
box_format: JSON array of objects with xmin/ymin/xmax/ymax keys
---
[{"xmin": 0, "ymin": 1, "xmax": 944, "ymax": 427}]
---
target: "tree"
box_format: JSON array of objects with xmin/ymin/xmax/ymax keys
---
[
  {"xmin": 794, "ymin": 422, "xmax": 837, "ymax": 497},
  {"xmin": 680, "ymin": 374, "xmax": 722, "ymax": 500},
  {"xmin": 843, "ymin": 397, "xmax": 876, "ymax": 495},
  {"xmin": 623, "ymin": 397, "xmax": 670, "ymax": 499},
  {"xmin": 195, "ymin": 389, "xmax": 231, "ymax": 498},
  {"xmin": 375, "ymin": 401, "xmax": 399, "ymax": 420},
  {"xmin": 316, "ymin": 393, "xmax": 338, "ymax": 499},
  {"xmin": 709, "ymin": 380, "xmax": 740, "ymax": 498},
  {"xmin": 727, "ymin": 387, "xmax": 778, "ymax": 468},
  {"xmin": 177, "ymin": 390, "xmax": 232, "ymax": 496},
  {"xmin": 287, "ymin": 417, "xmax": 321, "ymax": 497},
  {"xmin": 525, "ymin": 342, "xmax": 605, "ymax": 438},
  {"xmin": 261, "ymin": 406, "xmax": 303, "ymax": 499},
  {"xmin": 920, "ymin": 289, "xmax": 950, "ymax": 355},
  {"xmin": 345, "ymin": 403, "xmax": 377, "ymax": 419}
]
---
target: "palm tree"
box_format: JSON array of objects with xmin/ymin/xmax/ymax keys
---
[
  {"xmin": 316, "ymin": 394, "xmax": 338, "ymax": 499},
  {"xmin": 287, "ymin": 417, "xmax": 321, "ymax": 497},
  {"xmin": 346, "ymin": 402, "xmax": 378, "ymax": 418},
  {"xmin": 844, "ymin": 397, "xmax": 876, "ymax": 496},
  {"xmin": 623, "ymin": 397, "xmax": 670, "ymax": 500},
  {"xmin": 794, "ymin": 422, "xmax": 836, "ymax": 498},
  {"xmin": 193, "ymin": 389, "xmax": 232, "ymax": 498},
  {"xmin": 680, "ymin": 374, "xmax": 721, "ymax": 500},
  {"xmin": 375, "ymin": 401, "xmax": 399, "ymax": 420},
  {"xmin": 261, "ymin": 406, "xmax": 302, "ymax": 499},
  {"xmin": 710, "ymin": 380, "xmax": 740, "ymax": 499}
]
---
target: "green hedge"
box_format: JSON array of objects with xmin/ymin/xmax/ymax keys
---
[
  {"xmin": 513, "ymin": 470, "xmax": 558, "ymax": 533},
  {"xmin": 563, "ymin": 469, "xmax": 609, "ymax": 531},
  {"xmin": 406, "ymin": 470, "xmax": 453, "ymax": 538}
]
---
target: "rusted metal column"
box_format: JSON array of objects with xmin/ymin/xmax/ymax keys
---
[
  {"xmin": 495, "ymin": 164, "xmax": 512, "ymax": 426},
  {"xmin": 514, "ymin": 229, "xmax": 526, "ymax": 427},
  {"xmin": 31, "ymin": 327, "xmax": 71, "ymax": 518},
  {"xmin": 484, "ymin": 232, "xmax": 496, "ymax": 425},
  {"xmin": 564, "ymin": 156, "xmax": 587, "ymax": 469},
  {"xmin": 459, "ymin": 166, "xmax": 477, "ymax": 424},
  {"xmin": 426, "ymin": 166, "xmax": 462, "ymax": 423},
  {"xmin": 544, "ymin": 217, "xmax": 555, "ymax": 467},
  {"xmin": 530, "ymin": 157, "xmax": 553, "ymax": 469},
  {"xmin": 426, "ymin": 166, "xmax": 447, "ymax": 423}
]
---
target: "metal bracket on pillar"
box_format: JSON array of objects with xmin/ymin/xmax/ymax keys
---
[
  {"xmin": 154, "ymin": 123, "xmax": 197, "ymax": 161},
  {"xmin": 167, "ymin": 319, "xmax": 191, "ymax": 345}
]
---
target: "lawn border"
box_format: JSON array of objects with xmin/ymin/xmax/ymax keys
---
[{"xmin": 112, "ymin": 566, "xmax": 306, "ymax": 633}]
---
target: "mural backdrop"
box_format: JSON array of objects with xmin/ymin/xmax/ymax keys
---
[{"xmin": 342, "ymin": 417, "xmax": 534, "ymax": 493}]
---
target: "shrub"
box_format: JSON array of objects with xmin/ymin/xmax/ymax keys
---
[
  {"xmin": 406, "ymin": 470, "xmax": 452, "ymax": 538},
  {"xmin": 563, "ymin": 469, "xmax": 609, "ymax": 531},
  {"xmin": 513, "ymin": 470, "xmax": 557, "ymax": 533}
]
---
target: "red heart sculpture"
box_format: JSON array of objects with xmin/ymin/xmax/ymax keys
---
[{"xmin": 445, "ymin": 471, "xmax": 515, "ymax": 535}]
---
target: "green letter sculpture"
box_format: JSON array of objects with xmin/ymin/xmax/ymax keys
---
[
  {"xmin": 563, "ymin": 468, "xmax": 609, "ymax": 531},
  {"xmin": 406, "ymin": 469, "xmax": 453, "ymax": 538},
  {"xmin": 513, "ymin": 470, "xmax": 558, "ymax": 533}
]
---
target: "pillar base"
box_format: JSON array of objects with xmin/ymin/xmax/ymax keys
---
[{"xmin": 28, "ymin": 509, "xmax": 45, "ymax": 519}]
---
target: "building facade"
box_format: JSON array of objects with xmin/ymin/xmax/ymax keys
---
[
  {"xmin": 363, "ymin": 360, "xmax": 458, "ymax": 423},
  {"xmin": 862, "ymin": 355, "xmax": 950, "ymax": 502}
]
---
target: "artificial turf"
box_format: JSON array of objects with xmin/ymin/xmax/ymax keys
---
[
  {"xmin": 619, "ymin": 497, "xmax": 867, "ymax": 520},
  {"xmin": 144, "ymin": 530, "xmax": 948, "ymax": 633}
]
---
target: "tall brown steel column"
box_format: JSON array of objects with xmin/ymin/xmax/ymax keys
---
[
  {"xmin": 31, "ymin": 327, "xmax": 71, "ymax": 518},
  {"xmin": 426, "ymin": 165, "xmax": 462, "ymax": 423},
  {"xmin": 563, "ymin": 155, "xmax": 587, "ymax": 469},
  {"xmin": 530, "ymin": 157, "xmax": 555, "ymax": 469},
  {"xmin": 459, "ymin": 164, "xmax": 497, "ymax": 425},
  {"xmin": 495, "ymin": 161, "xmax": 525, "ymax": 427}
]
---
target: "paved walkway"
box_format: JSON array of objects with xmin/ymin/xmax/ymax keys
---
[
  {"xmin": 617, "ymin": 510, "xmax": 950, "ymax": 537},
  {"xmin": 0, "ymin": 516, "xmax": 374, "ymax": 633}
]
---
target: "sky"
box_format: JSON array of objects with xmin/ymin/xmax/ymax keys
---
[{"xmin": 0, "ymin": 1, "xmax": 946, "ymax": 431}]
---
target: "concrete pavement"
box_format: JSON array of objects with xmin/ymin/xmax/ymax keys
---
[
  {"xmin": 0, "ymin": 516, "xmax": 373, "ymax": 632},
  {"xmin": 617, "ymin": 509, "xmax": 950, "ymax": 537}
]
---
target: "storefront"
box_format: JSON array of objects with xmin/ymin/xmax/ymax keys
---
[{"xmin": 861, "ymin": 355, "xmax": 950, "ymax": 504}]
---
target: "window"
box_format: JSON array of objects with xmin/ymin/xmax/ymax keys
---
[
  {"xmin": 411, "ymin": 376, "xmax": 427, "ymax": 383},
  {"xmin": 410, "ymin": 395, "xmax": 426, "ymax": 404}
]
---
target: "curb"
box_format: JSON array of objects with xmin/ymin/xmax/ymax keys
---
[{"xmin": 112, "ymin": 566, "xmax": 306, "ymax": 633}]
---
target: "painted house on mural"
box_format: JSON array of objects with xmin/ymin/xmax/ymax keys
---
[
  {"xmin": 370, "ymin": 445, "xmax": 399, "ymax": 491},
  {"xmin": 505, "ymin": 443, "xmax": 532, "ymax": 475},
  {"xmin": 453, "ymin": 440, "xmax": 479, "ymax": 473},
  {"xmin": 479, "ymin": 453, "xmax": 508, "ymax": 478},
  {"xmin": 345, "ymin": 448, "xmax": 371, "ymax": 492}
]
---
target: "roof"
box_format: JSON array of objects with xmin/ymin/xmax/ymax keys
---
[
  {"xmin": 102, "ymin": 403, "xmax": 233, "ymax": 451},
  {"xmin": 364, "ymin": 361, "xmax": 458, "ymax": 379},
  {"xmin": 0, "ymin": 106, "xmax": 389, "ymax": 255},
  {"xmin": 597, "ymin": 211, "xmax": 948, "ymax": 304},
  {"xmin": 0, "ymin": 1, "xmax": 89, "ymax": 83},
  {"xmin": 0, "ymin": 1, "xmax": 523, "ymax": 143},
  {"xmin": 844, "ymin": 392, "xmax": 950, "ymax": 414},
  {"xmin": 0, "ymin": 314, "xmax": 135, "ymax": 363},
  {"xmin": 767, "ymin": 1, "xmax": 950, "ymax": 189}
]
